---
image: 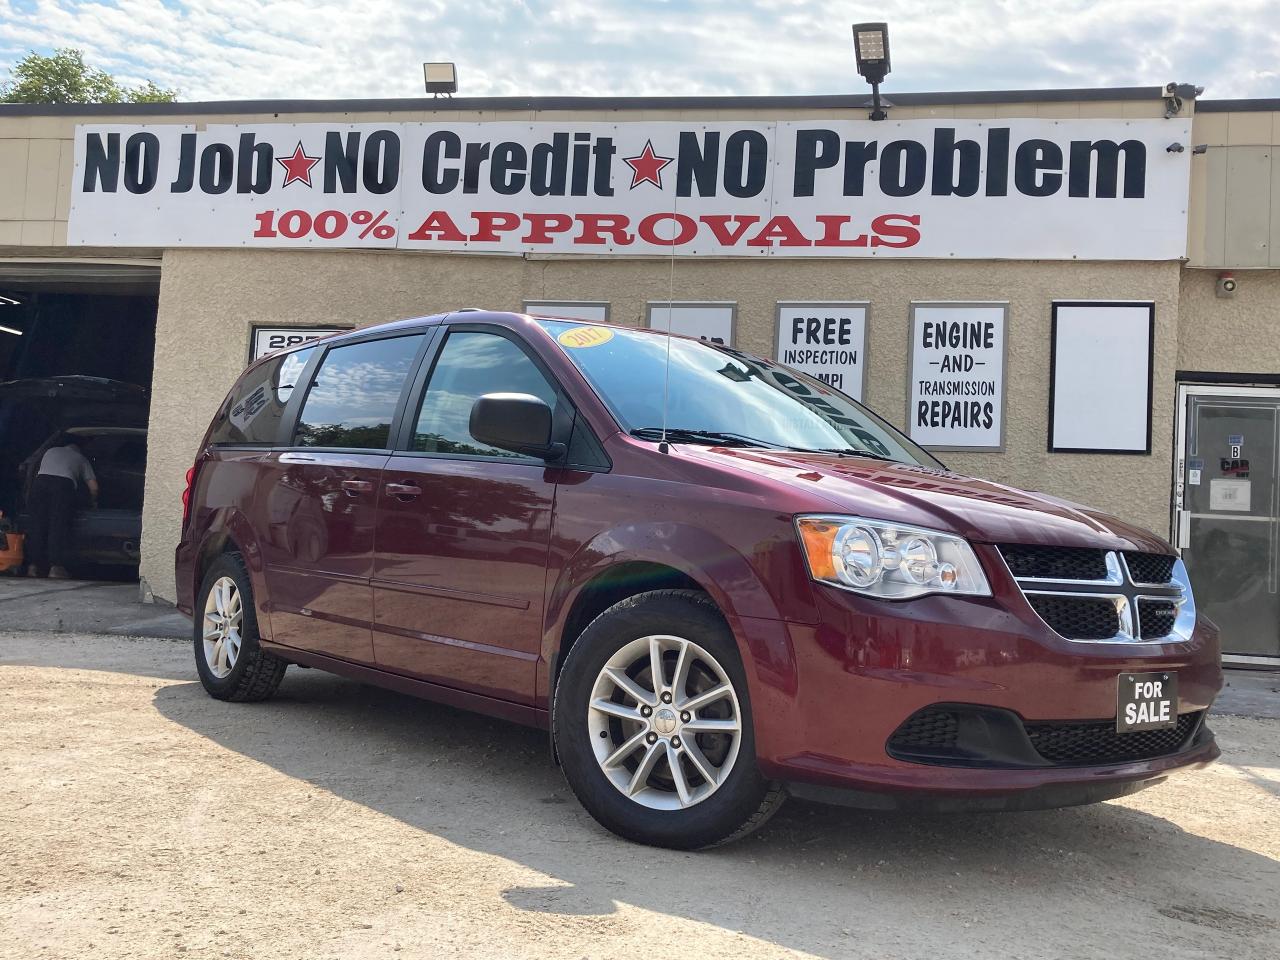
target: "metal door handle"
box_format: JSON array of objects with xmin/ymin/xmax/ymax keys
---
[
  {"xmin": 385, "ymin": 483, "xmax": 422, "ymax": 499},
  {"xmin": 340, "ymin": 479, "xmax": 374, "ymax": 495}
]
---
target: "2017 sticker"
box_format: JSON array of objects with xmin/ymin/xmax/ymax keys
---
[{"xmin": 558, "ymin": 326, "xmax": 614, "ymax": 348}]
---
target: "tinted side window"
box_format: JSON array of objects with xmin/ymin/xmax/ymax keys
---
[
  {"xmin": 294, "ymin": 336, "xmax": 422, "ymax": 449},
  {"xmin": 209, "ymin": 346, "xmax": 314, "ymax": 446},
  {"xmin": 412, "ymin": 331, "xmax": 557, "ymax": 457}
]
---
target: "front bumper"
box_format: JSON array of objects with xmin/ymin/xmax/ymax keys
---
[
  {"xmin": 784, "ymin": 736, "xmax": 1219, "ymax": 812},
  {"xmin": 739, "ymin": 549, "xmax": 1223, "ymax": 804}
]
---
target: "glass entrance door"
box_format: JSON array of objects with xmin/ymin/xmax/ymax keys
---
[{"xmin": 1174, "ymin": 386, "xmax": 1280, "ymax": 661}]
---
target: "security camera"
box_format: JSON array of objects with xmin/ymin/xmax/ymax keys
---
[
  {"xmin": 1167, "ymin": 142, "xmax": 1185, "ymax": 153},
  {"xmin": 1216, "ymin": 273, "xmax": 1237, "ymax": 298},
  {"xmin": 1164, "ymin": 82, "xmax": 1179, "ymax": 97}
]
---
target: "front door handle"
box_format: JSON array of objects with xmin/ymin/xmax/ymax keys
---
[
  {"xmin": 385, "ymin": 482, "xmax": 422, "ymax": 500},
  {"xmin": 340, "ymin": 479, "xmax": 374, "ymax": 496}
]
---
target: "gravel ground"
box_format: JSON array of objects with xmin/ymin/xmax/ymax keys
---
[{"xmin": 1, "ymin": 631, "xmax": 1277, "ymax": 960}]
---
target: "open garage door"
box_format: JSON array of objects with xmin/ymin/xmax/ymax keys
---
[{"xmin": 0, "ymin": 260, "xmax": 160, "ymax": 578}]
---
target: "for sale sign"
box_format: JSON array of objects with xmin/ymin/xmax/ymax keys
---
[
  {"xmin": 69, "ymin": 118, "xmax": 1191, "ymax": 260},
  {"xmin": 907, "ymin": 303, "xmax": 1007, "ymax": 450},
  {"xmin": 774, "ymin": 302, "xmax": 867, "ymax": 401}
]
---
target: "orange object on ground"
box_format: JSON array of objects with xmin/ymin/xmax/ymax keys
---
[{"xmin": 0, "ymin": 531, "xmax": 25, "ymax": 574}]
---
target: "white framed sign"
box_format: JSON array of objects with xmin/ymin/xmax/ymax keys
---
[
  {"xmin": 1049, "ymin": 301, "xmax": 1153, "ymax": 454},
  {"xmin": 250, "ymin": 326, "xmax": 347, "ymax": 362},
  {"xmin": 70, "ymin": 119, "xmax": 1191, "ymax": 260},
  {"xmin": 774, "ymin": 302, "xmax": 868, "ymax": 401},
  {"xmin": 646, "ymin": 302, "xmax": 736, "ymax": 345},
  {"xmin": 522, "ymin": 300, "xmax": 610, "ymax": 322},
  {"xmin": 908, "ymin": 303, "xmax": 1008, "ymax": 450}
]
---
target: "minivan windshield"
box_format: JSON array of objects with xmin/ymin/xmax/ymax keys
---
[{"xmin": 539, "ymin": 320, "xmax": 943, "ymax": 468}]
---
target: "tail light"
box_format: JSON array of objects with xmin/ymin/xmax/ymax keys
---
[{"xmin": 181, "ymin": 465, "xmax": 197, "ymax": 527}]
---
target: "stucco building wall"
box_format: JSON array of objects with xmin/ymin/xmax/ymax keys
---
[
  {"xmin": 140, "ymin": 249, "xmax": 1182, "ymax": 601},
  {"xmin": 1177, "ymin": 267, "xmax": 1280, "ymax": 374}
]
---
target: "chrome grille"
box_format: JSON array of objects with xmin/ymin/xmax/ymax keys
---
[
  {"xmin": 998, "ymin": 544, "xmax": 1109, "ymax": 581},
  {"xmin": 998, "ymin": 545, "xmax": 1193, "ymax": 644},
  {"xmin": 1137, "ymin": 598, "xmax": 1178, "ymax": 639},
  {"xmin": 1124, "ymin": 552, "xmax": 1176, "ymax": 584},
  {"xmin": 1027, "ymin": 595, "xmax": 1120, "ymax": 641}
]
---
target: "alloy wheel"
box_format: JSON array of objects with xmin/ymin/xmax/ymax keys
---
[
  {"xmin": 202, "ymin": 575, "xmax": 244, "ymax": 679},
  {"xmin": 587, "ymin": 634, "xmax": 743, "ymax": 811}
]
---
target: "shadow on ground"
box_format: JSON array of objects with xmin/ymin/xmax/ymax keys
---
[
  {"xmin": 5, "ymin": 634, "xmax": 1277, "ymax": 958},
  {"xmin": 144, "ymin": 664, "xmax": 1280, "ymax": 958}
]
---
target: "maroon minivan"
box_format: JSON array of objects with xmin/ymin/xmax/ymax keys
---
[{"xmin": 176, "ymin": 310, "xmax": 1221, "ymax": 849}]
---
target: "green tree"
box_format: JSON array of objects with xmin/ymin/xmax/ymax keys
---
[{"xmin": 0, "ymin": 48, "xmax": 177, "ymax": 104}]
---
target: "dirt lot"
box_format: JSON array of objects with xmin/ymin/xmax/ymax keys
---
[{"xmin": 1, "ymin": 632, "xmax": 1277, "ymax": 960}]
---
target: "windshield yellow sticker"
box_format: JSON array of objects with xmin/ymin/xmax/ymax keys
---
[{"xmin": 558, "ymin": 326, "xmax": 614, "ymax": 349}]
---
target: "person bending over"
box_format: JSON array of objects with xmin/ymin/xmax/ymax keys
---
[{"xmin": 26, "ymin": 435, "xmax": 98, "ymax": 579}]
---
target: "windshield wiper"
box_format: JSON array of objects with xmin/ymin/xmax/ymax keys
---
[
  {"xmin": 629, "ymin": 429, "xmax": 902, "ymax": 462},
  {"xmin": 793, "ymin": 447, "xmax": 899, "ymax": 462},
  {"xmin": 629, "ymin": 427, "xmax": 783, "ymax": 449}
]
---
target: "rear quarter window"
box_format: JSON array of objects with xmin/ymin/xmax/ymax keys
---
[
  {"xmin": 294, "ymin": 335, "xmax": 423, "ymax": 449},
  {"xmin": 209, "ymin": 347, "xmax": 314, "ymax": 446}
]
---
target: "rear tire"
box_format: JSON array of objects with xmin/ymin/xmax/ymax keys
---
[
  {"xmin": 553, "ymin": 589, "xmax": 785, "ymax": 849},
  {"xmin": 193, "ymin": 552, "xmax": 287, "ymax": 702}
]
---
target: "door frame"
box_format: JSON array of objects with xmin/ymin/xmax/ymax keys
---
[{"xmin": 1173, "ymin": 382, "xmax": 1280, "ymax": 666}]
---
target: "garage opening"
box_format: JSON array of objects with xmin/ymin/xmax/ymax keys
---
[{"xmin": 0, "ymin": 261, "xmax": 160, "ymax": 581}]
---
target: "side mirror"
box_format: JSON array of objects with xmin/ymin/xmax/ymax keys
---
[{"xmin": 469, "ymin": 393, "xmax": 566, "ymax": 461}]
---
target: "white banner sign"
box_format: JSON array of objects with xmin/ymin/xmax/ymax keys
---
[
  {"xmin": 1049, "ymin": 302, "xmax": 1153, "ymax": 453},
  {"xmin": 775, "ymin": 302, "xmax": 867, "ymax": 401},
  {"xmin": 908, "ymin": 303, "xmax": 1008, "ymax": 450},
  {"xmin": 522, "ymin": 301, "xmax": 610, "ymax": 322},
  {"xmin": 69, "ymin": 119, "xmax": 1191, "ymax": 260},
  {"xmin": 647, "ymin": 302, "xmax": 735, "ymax": 344}
]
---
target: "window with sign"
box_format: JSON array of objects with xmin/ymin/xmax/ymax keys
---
[
  {"xmin": 412, "ymin": 331, "xmax": 559, "ymax": 458},
  {"xmin": 209, "ymin": 346, "xmax": 315, "ymax": 446},
  {"xmin": 293, "ymin": 335, "xmax": 423, "ymax": 449}
]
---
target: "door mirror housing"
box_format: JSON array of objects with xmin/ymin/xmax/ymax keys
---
[{"xmin": 469, "ymin": 393, "xmax": 566, "ymax": 461}]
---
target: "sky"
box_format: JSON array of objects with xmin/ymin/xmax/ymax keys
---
[{"xmin": 1, "ymin": 0, "xmax": 1278, "ymax": 103}]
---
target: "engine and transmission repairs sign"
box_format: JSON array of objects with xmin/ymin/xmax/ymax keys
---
[
  {"xmin": 69, "ymin": 119, "xmax": 1190, "ymax": 260},
  {"xmin": 907, "ymin": 303, "xmax": 1008, "ymax": 449}
]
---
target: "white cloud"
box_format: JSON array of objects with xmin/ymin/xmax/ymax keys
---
[{"xmin": 1, "ymin": 0, "xmax": 1277, "ymax": 102}]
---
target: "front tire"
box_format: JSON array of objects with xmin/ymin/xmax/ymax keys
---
[
  {"xmin": 194, "ymin": 552, "xmax": 287, "ymax": 702},
  {"xmin": 553, "ymin": 589, "xmax": 785, "ymax": 849}
]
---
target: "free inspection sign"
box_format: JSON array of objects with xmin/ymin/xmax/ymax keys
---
[
  {"xmin": 775, "ymin": 303, "xmax": 868, "ymax": 401},
  {"xmin": 69, "ymin": 118, "xmax": 1191, "ymax": 260}
]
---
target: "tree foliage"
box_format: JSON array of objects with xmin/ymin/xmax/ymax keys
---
[{"xmin": 0, "ymin": 48, "xmax": 177, "ymax": 104}]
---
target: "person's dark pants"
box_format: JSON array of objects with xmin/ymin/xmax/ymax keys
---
[{"xmin": 27, "ymin": 475, "xmax": 77, "ymax": 574}]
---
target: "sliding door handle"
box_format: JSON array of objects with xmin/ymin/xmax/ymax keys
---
[
  {"xmin": 340, "ymin": 479, "xmax": 374, "ymax": 496},
  {"xmin": 385, "ymin": 482, "xmax": 422, "ymax": 500}
]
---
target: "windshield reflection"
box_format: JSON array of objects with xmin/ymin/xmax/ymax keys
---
[{"xmin": 539, "ymin": 321, "xmax": 941, "ymax": 468}]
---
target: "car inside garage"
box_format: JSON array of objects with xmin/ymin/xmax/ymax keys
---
[{"xmin": 0, "ymin": 261, "xmax": 158, "ymax": 579}]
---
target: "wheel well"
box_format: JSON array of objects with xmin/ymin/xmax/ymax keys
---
[
  {"xmin": 195, "ymin": 532, "xmax": 239, "ymax": 593},
  {"xmin": 554, "ymin": 562, "xmax": 705, "ymax": 683}
]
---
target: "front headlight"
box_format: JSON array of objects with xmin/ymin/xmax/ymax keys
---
[{"xmin": 795, "ymin": 515, "xmax": 992, "ymax": 600}]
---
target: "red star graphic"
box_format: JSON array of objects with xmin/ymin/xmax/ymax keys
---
[
  {"xmin": 622, "ymin": 139, "xmax": 673, "ymax": 189},
  {"xmin": 276, "ymin": 141, "xmax": 320, "ymax": 188}
]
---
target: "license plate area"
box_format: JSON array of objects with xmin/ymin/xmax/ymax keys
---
[{"xmin": 1117, "ymin": 671, "xmax": 1178, "ymax": 733}]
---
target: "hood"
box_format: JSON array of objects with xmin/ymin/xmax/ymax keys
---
[{"xmin": 693, "ymin": 448, "xmax": 1171, "ymax": 553}]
